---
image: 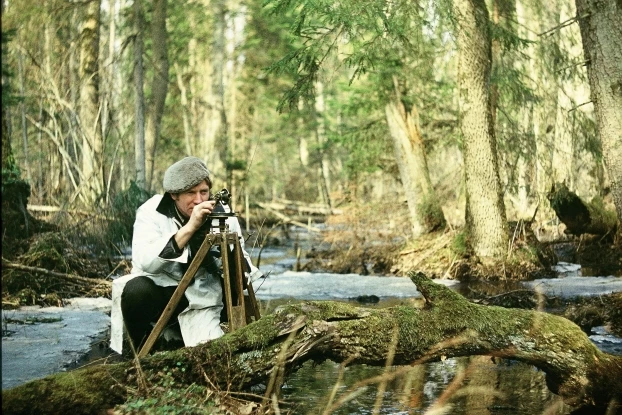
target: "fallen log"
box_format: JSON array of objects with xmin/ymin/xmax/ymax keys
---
[
  {"xmin": 255, "ymin": 202, "xmax": 322, "ymax": 232},
  {"xmin": 3, "ymin": 272, "xmax": 621, "ymax": 414},
  {"xmin": 1, "ymin": 259, "xmax": 112, "ymax": 289},
  {"xmin": 262, "ymin": 199, "xmax": 342, "ymax": 215},
  {"xmin": 548, "ymin": 182, "xmax": 618, "ymax": 237}
]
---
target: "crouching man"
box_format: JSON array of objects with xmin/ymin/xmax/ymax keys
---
[{"xmin": 110, "ymin": 156, "xmax": 262, "ymax": 355}]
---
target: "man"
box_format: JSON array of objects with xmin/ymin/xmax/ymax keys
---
[{"xmin": 110, "ymin": 156, "xmax": 261, "ymax": 355}]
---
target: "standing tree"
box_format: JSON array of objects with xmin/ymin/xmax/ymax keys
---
[
  {"xmin": 78, "ymin": 0, "xmax": 104, "ymax": 202},
  {"xmin": 145, "ymin": 0, "xmax": 170, "ymax": 190},
  {"xmin": 203, "ymin": 0, "xmax": 228, "ymax": 182},
  {"xmin": 133, "ymin": 0, "xmax": 147, "ymax": 191},
  {"xmin": 452, "ymin": 0, "xmax": 508, "ymax": 261},
  {"xmin": 575, "ymin": 0, "xmax": 622, "ymax": 228}
]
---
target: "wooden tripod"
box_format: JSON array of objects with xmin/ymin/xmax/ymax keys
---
[{"xmin": 137, "ymin": 216, "xmax": 261, "ymax": 358}]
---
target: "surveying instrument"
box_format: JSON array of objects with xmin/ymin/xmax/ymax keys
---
[{"xmin": 138, "ymin": 189, "xmax": 261, "ymax": 357}]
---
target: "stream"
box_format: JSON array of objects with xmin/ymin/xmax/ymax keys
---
[
  {"xmin": 250, "ymin": 238, "xmax": 621, "ymax": 415},
  {"xmin": 2, "ymin": 229, "xmax": 621, "ymax": 414}
]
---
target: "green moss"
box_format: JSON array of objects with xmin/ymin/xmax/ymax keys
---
[
  {"xmin": 450, "ymin": 230, "xmax": 470, "ymax": 258},
  {"xmin": 417, "ymin": 195, "xmax": 447, "ymax": 232},
  {"xmin": 587, "ymin": 196, "xmax": 618, "ymax": 232}
]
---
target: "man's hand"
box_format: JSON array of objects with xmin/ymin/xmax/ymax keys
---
[
  {"xmin": 175, "ymin": 200, "xmax": 216, "ymax": 250},
  {"xmin": 187, "ymin": 200, "xmax": 216, "ymax": 232}
]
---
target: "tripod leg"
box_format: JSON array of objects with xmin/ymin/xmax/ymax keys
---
[
  {"xmin": 232, "ymin": 234, "xmax": 261, "ymax": 321},
  {"xmin": 220, "ymin": 233, "xmax": 238, "ymax": 330},
  {"xmin": 232, "ymin": 236, "xmax": 247, "ymax": 311},
  {"xmin": 246, "ymin": 280, "xmax": 261, "ymax": 321},
  {"xmin": 137, "ymin": 235, "xmax": 217, "ymax": 358}
]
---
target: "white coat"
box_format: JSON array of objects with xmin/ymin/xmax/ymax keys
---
[{"xmin": 110, "ymin": 194, "xmax": 261, "ymax": 354}]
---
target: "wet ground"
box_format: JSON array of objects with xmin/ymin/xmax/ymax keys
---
[{"xmin": 2, "ymin": 252, "xmax": 621, "ymax": 392}]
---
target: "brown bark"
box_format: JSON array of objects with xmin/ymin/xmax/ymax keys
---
[{"xmin": 3, "ymin": 273, "xmax": 620, "ymax": 414}]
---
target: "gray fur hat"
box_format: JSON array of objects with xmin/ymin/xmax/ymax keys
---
[{"xmin": 163, "ymin": 157, "xmax": 211, "ymax": 193}]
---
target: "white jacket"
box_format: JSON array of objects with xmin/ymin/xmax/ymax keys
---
[{"xmin": 110, "ymin": 194, "xmax": 261, "ymax": 354}]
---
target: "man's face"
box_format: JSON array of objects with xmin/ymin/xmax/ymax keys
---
[{"xmin": 171, "ymin": 181, "xmax": 210, "ymax": 218}]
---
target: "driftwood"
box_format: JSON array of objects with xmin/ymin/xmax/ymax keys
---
[
  {"xmin": 1, "ymin": 259, "xmax": 112, "ymax": 289},
  {"xmin": 3, "ymin": 272, "xmax": 621, "ymax": 414},
  {"xmin": 26, "ymin": 204, "xmax": 112, "ymax": 221},
  {"xmin": 255, "ymin": 202, "xmax": 322, "ymax": 232},
  {"xmin": 548, "ymin": 182, "xmax": 618, "ymax": 237},
  {"xmin": 261, "ymin": 199, "xmax": 342, "ymax": 216}
]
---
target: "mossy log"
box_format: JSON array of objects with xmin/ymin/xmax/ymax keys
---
[
  {"xmin": 3, "ymin": 272, "xmax": 621, "ymax": 414},
  {"xmin": 548, "ymin": 182, "xmax": 618, "ymax": 237}
]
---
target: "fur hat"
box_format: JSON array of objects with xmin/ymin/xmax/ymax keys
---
[{"xmin": 163, "ymin": 157, "xmax": 211, "ymax": 193}]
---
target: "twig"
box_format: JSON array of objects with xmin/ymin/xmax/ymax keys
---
[
  {"xmin": 263, "ymin": 316, "xmax": 306, "ymax": 407},
  {"xmin": 538, "ymin": 16, "xmax": 578, "ymax": 36},
  {"xmin": 568, "ymin": 100, "xmax": 593, "ymax": 113},
  {"xmin": 372, "ymin": 325, "xmax": 399, "ymax": 415}
]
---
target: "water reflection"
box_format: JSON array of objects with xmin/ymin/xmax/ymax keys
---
[
  {"xmin": 279, "ymin": 357, "xmax": 570, "ymax": 414},
  {"xmin": 249, "ymin": 242, "xmax": 619, "ymax": 415},
  {"xmin": 254, "ymin": 296, "xmax": 584, "ymax": 415}
]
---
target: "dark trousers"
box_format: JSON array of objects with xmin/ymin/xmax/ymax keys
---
[{"xmin": 120, "ymin": 276, "xmax": 189, "ymax": 352}]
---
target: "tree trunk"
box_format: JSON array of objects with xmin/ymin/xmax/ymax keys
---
[
  {"xmin": 3, "ymin": 273, "xmax": 620, "ymax": 414},
  {"xmin": 175, "ymin": 63, "xmax": 193, "ymax": 156},
  {"xmin": 533, "ymin": 3, "xmax": 558, "ymax": 210},
  {"xmin": 314, "ymin": 80, "xmax": 332, "ymax": 208},
  {"xmin": 145, "ymin": 0, "xmax": 169, "ymax": 191},
  {"xmin": 551, "ymin": 1, "xmax": 578, "ymax": 187},
  {"xmin": 78, "ymin": 0, "xmax": 103, "ymax": 201},
  {"xmin": 385, "ymin": 96, "xmax": 446, "ymax": 238},
  {"xmin": 575, "ymin": 0, "xmax": 622, "ymax": 226},
  {"xmin": 452, "ymin": 0, "xmax": 508, "ymax": 261},
  {"xmin": 133, "ymin": 0, "xmax": 146, "ymax": 191},
  {"xmin": 203, "ymin": 0, "xmax": 227, "ymax": 181}
]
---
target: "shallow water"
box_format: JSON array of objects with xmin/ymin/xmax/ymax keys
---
[
  {"xmin": 3, "ymin": 230, "xmax": 620, "ymax": 414},
  {"xmin": 249, "ymin": 237, "xmax": 621, "ymax": 415},
  {"xmin": 279, "ymin": 358, "xmax": 568, "ymax": 415}
]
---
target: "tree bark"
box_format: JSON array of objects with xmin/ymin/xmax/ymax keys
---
[
  {"xmin": 313, "ymin": 80, "xmax": 333, "ymax": 209},
  {"xmin": 3, "ymin": 273, "xmax": 621, "ymax": 414},
  {"xmin": 78, "ymin": 0, "xmax": 103, "ymax": 201},
  {"xmin": 133, "ymin": 0, "xmax": 147, "ymax": 191},
  {"xmin": 575, "ymin": 0, "xmax": 622, "ymax": 227},
  {"xmin": 452, "ymin": 0, "xmax": 509, "ymax": 261},
  {"xmin": 145, "ymin": 0, "xmax": 169, "ymax": 191},
  {"xmin": 385, "ymin": 96, "xmax": 446, "ymax": 237},
  {"xmin": 203, "ymin": 0, "xmax": 227, "ymax": 180}
]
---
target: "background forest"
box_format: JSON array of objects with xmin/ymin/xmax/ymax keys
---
[{"xmin": 1, "ymin": 0, "xmax": 620, "ymax": 268}]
